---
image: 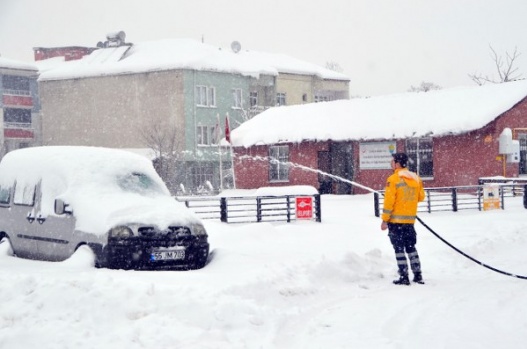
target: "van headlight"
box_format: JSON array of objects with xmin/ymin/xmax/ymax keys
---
[
  {"xmin": 191, "ymin": 223, "xmax": 207, "ymax": 236},
  {"xmin": 109, "ymin": 226, "xmax": 133, "ymax": 239}
]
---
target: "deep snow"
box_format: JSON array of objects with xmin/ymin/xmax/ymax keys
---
[{"xmin": 1, "ymin": 192, "xmax": 526, "ymax": 348}]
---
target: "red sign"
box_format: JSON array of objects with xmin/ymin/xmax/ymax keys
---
[{"xmin": 295, "ymin": 196, "xmax": 313, "ymax": 220}]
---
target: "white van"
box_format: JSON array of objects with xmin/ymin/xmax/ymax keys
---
[{"xmin": 0, "ymin": 146, "xmax": 210, "ymax": 270}]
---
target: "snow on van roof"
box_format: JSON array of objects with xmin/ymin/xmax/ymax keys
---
[
  {"xmin": 230, "ymin": 79, "xmax": 527, "ymax": 147},
  {"xmin": 0, "ymin": 146, "xmax": 200, "ymax": 234}
]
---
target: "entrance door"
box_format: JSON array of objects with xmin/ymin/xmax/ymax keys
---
[
  {"xmin": 317, "ymin": 151, "xmax": 332, "ymax": 194},
  {"xmin": 330, "ymin": 142, "xmax": 354, "ymax": 194}
]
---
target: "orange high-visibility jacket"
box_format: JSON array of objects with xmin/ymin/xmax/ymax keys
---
[{"xmin": 382, "ymin": 168, "xmax": 425, "ymax": 224}]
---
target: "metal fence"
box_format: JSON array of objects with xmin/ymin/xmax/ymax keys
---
[
  {"xmin": 177, "ymin": 194, "xmax": 322, "ymax": 223},
  {"xmin": 374, "ymin": 184, "xmax": 527, "ymax": 217}
]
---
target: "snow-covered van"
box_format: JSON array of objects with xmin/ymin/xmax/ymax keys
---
[{"xmin": 0, "ymin": 146, "xmax": 209, "ymax": 270}]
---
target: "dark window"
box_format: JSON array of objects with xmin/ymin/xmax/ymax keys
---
[
  {"xmin": 250, "ymin": 91, "xmax": 258, "ymax": 108},
  {"xmin": 2, "ymin": 75, "xmax": 30, "ymax": 92},
  {"xmin": 406, "ymin": 138, "xmax": 434, "ymax": 178},
  {"xmin": 4, "ymin": 108, "xmax": 32, "ymax": 124},
  {"xmin": 276, "ymin": 93, "xmax": 286, "ymax": 106},
  {"xmin": 191, "ymin": 163, "xmax": 214, "ymax": 190},
  {"xmin": 519, "ymin": 134, "xmax": 527, "ymax": 175}
]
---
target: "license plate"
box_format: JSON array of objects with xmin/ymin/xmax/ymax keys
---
[{"xmin": 150, "ymin": 249, "xmax": 185, "ymax": 261}]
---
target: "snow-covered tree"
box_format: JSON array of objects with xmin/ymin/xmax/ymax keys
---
[{"xmin": 408, "ymin": 81, "xmax": 442, "ymax": 92}]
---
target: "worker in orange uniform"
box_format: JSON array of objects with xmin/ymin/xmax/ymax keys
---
[{"xmin": 381, "ymin": 153, "xmax": 426, "ymax": 285}]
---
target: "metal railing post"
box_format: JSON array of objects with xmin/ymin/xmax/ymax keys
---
[
  {"xmin": 374, "ymin": 193, "xmax": 380, "ymax": 217},
  {"xmin": 256, "ymin": 197, "xmax": 262, "ymax": 222},
  {"xmin": 220, "ymin": 197, "xmax": 228, "ymax": 223},
  {"xmin": 286, "ymin": 196, "xmax": 291, "ymax": 223},
  {"xmin": 477, "ymin": 186, "xmax": 482, "ymax": 211},
  {"xmin": 452, "ymin": 188, "xmax": 458, "ymax": 212},
  {"xmin": 500, "ymin": 186, "xmax": 505, "ymax": 210},
  {"xmin": 426, "ymin": 189, "xmax": 431, "ymax": 213},
  {"xmin": 314, "ymin": 194, "xmax": 321, "ymax": 222}
]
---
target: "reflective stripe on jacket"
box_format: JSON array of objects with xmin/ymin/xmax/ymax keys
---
[{"xmin": 382, "ymin": 168, "xmax": 425, "ymax": 224}]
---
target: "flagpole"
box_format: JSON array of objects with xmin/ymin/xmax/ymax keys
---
[
  {"xmin": 225, "ymin": 112, "xmax": 236, "ymax": 189},
  {"xmin": 217, "ymin": 113, "xmax": 223, "ymax": 191}
]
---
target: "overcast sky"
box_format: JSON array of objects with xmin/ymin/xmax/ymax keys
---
[{"xmin": 1, "ymin": 0, "xmax": 526, "ymax": 96}]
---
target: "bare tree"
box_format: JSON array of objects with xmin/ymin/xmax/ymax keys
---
[
  {"xmin": 138, "ymin": 117, "xmax": 183, "ymax": 193},
  {"xmin": 408, "ymin": 81, "xmax": 442, "ymax": 92},
  {"xmin": 325, "ymin": 61, "xmax": 344, "ymax": 73},
  {"xmin": 469, "ymin": 46, "xmax": 523, "ymax": 85}
]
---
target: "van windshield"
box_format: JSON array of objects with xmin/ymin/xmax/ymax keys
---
[{"xmin": 117, "ymin": 172, "xmax": 165, "ymax": 196}]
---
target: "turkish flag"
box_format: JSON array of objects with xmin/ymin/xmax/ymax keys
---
[{"xmin": 225, "ymin": 116, "xmax": 231, "ymax": 143}]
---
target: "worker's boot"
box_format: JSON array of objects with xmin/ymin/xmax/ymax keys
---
[
  {"xmin": 413, "ymin": 272, "xmax": 424, "ymax": 284},
  {"xmin": 393, "ymin": 275, "xmax": 410, "ymax": 285}
]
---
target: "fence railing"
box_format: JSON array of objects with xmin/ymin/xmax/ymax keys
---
[
  {"xmin": 374, "ymin": 184, "xmax": 527, "ymax": 217},
  {"xmin": 177, "ymin": 194, "xmax": 322, "ymax": 223}
]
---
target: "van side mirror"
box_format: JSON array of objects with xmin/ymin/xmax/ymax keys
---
[{"xmin": 54, "ymin": 198, "xmax": 71, "ymax": 215}]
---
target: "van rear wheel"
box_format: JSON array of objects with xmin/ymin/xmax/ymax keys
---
[{"xmin": 0, "ymin": 236, "xmax": 14, "ymax": 257}]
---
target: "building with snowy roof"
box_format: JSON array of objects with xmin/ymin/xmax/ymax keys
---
[
  {"xmin": 35, "ymin": 36, "xmax": 350, "ymax": 193},
  {"xmin": 0, "ymin": 57, "xmax": 41, "ymax": 156},
  {"xmin": 230, "ymin": 80, "xmax": 527, "ymax": 193}
]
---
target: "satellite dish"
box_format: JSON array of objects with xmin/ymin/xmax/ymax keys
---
[{"xmin": 231, "ymin": 41, "xmax": 241, "ymax": 53}]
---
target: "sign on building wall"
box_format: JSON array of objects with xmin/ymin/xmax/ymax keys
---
[{"xmin": 359, "ymin": 142, "xmax": 397, "ymax": 169}]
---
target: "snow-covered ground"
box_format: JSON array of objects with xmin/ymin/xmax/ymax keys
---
[{"xmin": 1, "ymin": 192, "xmax": 526, "ymax": 349}]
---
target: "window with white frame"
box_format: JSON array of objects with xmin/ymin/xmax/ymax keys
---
[
  {"xmin": 196, "ymin": 85, "xmax": 216, "ymax": 107},
  {"xmin": 249, "ymin": 91, "xmax": 258, "ymax": 108},
  {"xmin": 406, "ymin": 138, "xmax": 434, "ymax": 178},
  {"xmin": 196, "ymin": 125, "xmax": 218, "ymax": 146},
  {"xmin": 232, "ymin": 88, "xmax": 243, "ymax": 109},
  {"xmin": 269, "ymin": 145, "xmax": 289, "ymax": 182},
  {"xmin": 276, "ymin": 93, "xmax": 286, "ymax": 106}
]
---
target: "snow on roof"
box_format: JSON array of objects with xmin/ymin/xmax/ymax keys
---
[
  {"xmin": 0, "ymin": 146, "xmax": 200, "ymax": 234},
  {"xmin": 0, "ymin": 57, "xmax": 38, "ymax": 72},
  {"xmin": 37, "ymin": 38, "xmax": 349, "ymax": 81},
  {"xmin": 230, "ymin": 80, "xmax": 527, "ymax": 147},
  {"xmin": 238, "ymin": 50, "xmax": 349, "ymax": 81}
]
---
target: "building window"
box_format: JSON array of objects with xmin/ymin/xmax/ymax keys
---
[
  {"xmin": 406, "ymin": 138, "xmax": 434, "ymax": 178},
  {"xmin": 249, "ymin": 91, "xmax": 258, "ymax": 108},
  {"xmin": 315, "ymin": 95, "xmax": 331, "ymax": 103},
  {"xmin": 4, "ymin": 108, "xmax": 32, "ymax": 126},
  {"xmin": 519, "ymin": 133, "xmax": 527, "ymax": 176},
  {"xmin": 269, "ymin": 145, "xmax": 289, "ymax": 182},
  {"xmin": 197, "ymin": 125, "xmax": 212, "ymax": 146},
  {"xmin": 191, "ymin": 163, "xmax": 214, "ymax": 190},
  {"xmin": 196, "ymin": 85, "xmax": 216, "ymax": 107},
  {"xmin": 232, "ymin": 88, "xmax": 243, "ymax": 109},
  {"xmin": 2, "ymin": 75, "xmax": 30, "ymax": 94},
  {"xmin": 276, "ymin": 93, "xmax": 286, "ymax": 106}
]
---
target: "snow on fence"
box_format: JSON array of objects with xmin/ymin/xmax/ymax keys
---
[
  {"xmin": 374, "ymin": 184, "xmax": 527, "ymax": 217},
  {"xmin": 177, "ymin": 194, "xmax": 322, "ymax": 223}
]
